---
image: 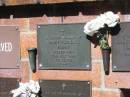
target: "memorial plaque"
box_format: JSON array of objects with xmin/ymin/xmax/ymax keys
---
[
  {"xmin": 0, "ymin": 78, "xmax": 18, "ymax": 97},
  {"xmin": 39, "ymin": 80, "xmax": 91, "ymax": 97},
  {"xmin": 0, "ymin": 26, "xmax": 20, "ymax": 69},
  {"xmin": 37, "ymin": 23, "xmax": 91, "ymax": 70},
  {"xmin": 112, "ymin": 22, "xmax": 130, "ymax": 71}
]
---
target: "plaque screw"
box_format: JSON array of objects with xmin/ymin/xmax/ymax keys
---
[
  {"xmin": 39, "ymin": 64, "xmax": 42, "ymax": 68},
  {"xmin": 113, "ymin": 66, "xmax": 117, "ymax": 69},
  {"xmin": 39, "ymin": 80, "xmax": 43, "ymax": 83},
  {"xmin": 87, "ymin": 81, "xmax": 90, "ymax": 84},
  {"xmin": 86, "ymin": 65, "xmax": 90, "ymax": 68},
  {"xmin": 38, "ymin": 26, "xmax": 40, "ymax": 28},
  {"xmin": 16, "ymin": 64, "xmax": 19, "ymax": 68},
  {"xmin": 16, "ymin": 27, "xmax": 18, "ymax": 30}
]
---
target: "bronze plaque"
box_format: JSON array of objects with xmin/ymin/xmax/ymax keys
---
[
  {"xmin": 37, "ymin": 23, "xmax": 91, "ymax": 70},
  {"xmin": 0, "ymin": 26, "xmax": 20, "ymax": 69},
  {"xmin": 0, "ymin": 78, "xmax": 18, "ymax": 97},
  {"xmin": 112, "ymin": 22, "xmax": 130, "ymax": 71},
  {"xmin": 39, "ymin": 80, "xmax": 91, "ymax": 97}
]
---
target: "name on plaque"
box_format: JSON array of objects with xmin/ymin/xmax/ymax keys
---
[
  {"xmin": 47, "ymin": 34, "xmax": 80, "ymax": 65},
  {"xmin": 37, "ymin": 24, "xmax": 91, "ymax": 70},
  {"xmin": 112, "ymin": 22, "xmax": 130, "ymax": 71}
]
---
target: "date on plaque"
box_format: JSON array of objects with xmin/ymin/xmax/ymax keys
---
[{"xmin": 37, "ymin": 23, "xmax": 91, "ymax": 70}]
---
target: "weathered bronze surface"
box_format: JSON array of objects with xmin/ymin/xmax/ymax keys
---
[
  {"xmin": 37, "ymin": 23, "xmax": 91, "ymax": 70},
  {"xmin": 112, "ymin": 22, "xmax": 130, "ymax": 71},
  {"xmin": 39, "ymin": 80, "xmax": 91, "ymax": 97},
  {"xmin": 0, "ymin": 78, "xmax": 18, "ymax": 97},
  {"xmin": 0, "ymin": 26, "xmax": 20, "ymax": 69}
]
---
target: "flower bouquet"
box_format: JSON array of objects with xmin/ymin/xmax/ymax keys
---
[
  {"xmin": 10, "ymin": 80, "xmax": 40, "ymax": 97},
  {"xmin": 84, "ymin": 11, "xmax": 120, "ymax": 75}
]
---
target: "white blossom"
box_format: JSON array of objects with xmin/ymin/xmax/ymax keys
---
[
  {"xmin": 27, "ymin": 80, "xmax": 40, "ymax": 94},
  {"xmin": 84, "ymin": 11, "xmax": 120, "ymax": 36},
  {"xmin": 10, "ymin": 80, "xmax": 40, "ymax": 97},
  {"xmin": 103, "ymin": 11, "xmax": 119, "ymax": 27}
]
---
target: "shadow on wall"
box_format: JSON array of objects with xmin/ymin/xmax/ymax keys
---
[
  {"xmin": 0, "ymin": 0, "xmax": 129, "ymax": 18},
  {"xmin": 121, "ymin": 89, "xmax": 130, "ymax": 97}
]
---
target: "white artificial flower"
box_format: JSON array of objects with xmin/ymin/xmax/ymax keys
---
[
  {"xmin": 84, "ymin": 11, "xmax": 120, "ymax": 36},
  {"xmin": 27, "ymin": 80, "xmax": 40, "ymax": 94},
  {"xmin": 104, "ymin": 11, "xmax": 119, "ymax": 27},
  {"xmin": 10, "ymin": 80, "xmax": 40, "ymax": 97},
  {"xmin": 11, "ymin": 89, "xmax": 22, "ymax": 97},
  {"xmin": 11, "ymin": 82, "xmax": 28, "ymax": 97},
  {"xmin": 84, "ymin": 19, "xmax": 98, "ymax": 36}
]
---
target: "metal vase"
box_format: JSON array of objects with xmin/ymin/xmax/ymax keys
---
[
  {"xmin": 102, "ymin": 48, "xmax": 111, "ymax": 75},
  {"xmin": 28, "ymin": 48, "xmax": 37, "ymax": 72}
]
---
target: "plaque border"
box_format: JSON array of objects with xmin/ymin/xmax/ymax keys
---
[
  {"xmin": 0, "ymin": 26, "xmax": 20, "ymax": 69},
  {"xmin": 112, "ymin": 22, "xmax": 130, "ymax": 71},
  {"xmin": 39, "ymin": 79, "xmax": 92, "ymax": 97},
  {"xmin": 37, "ymin": 23, "xmax": 91, "ymax": 70}
]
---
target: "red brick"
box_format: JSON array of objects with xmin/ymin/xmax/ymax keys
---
[
  {"xmin": 40, "ymin": 0, "xmax": 98, "ymax": 4},
  {"xmin": 20, "ymin": 31, "xmax": 37, "ymax": 57},
  {"xmin": 63, "ymin": 15, "xmax": 96, "ymax": 23},
  {"xmin": 20, "ymin": 61, "xmax": 30, "ymax": 82},
  {"xmin": 29, "ymin": 15, "xmax": 97, "ymax": 31},
  {"xmin": 105, "ymin": 69, "xmax": 130, "ymax": 88},
  {"xmin": 92, "ymin": 89, "xmax": 121, "ymax": 97},
  {"xmin": 41, "ymin": 0, "xmax": 74, "ymax": 4},
  {"xmin": 5, "ymin": 0, "xmax": 36, "ymax": 6},
  {"xmin": 32, "ymin": 63, "xmax": 101, "ymax": 87},
  {"xmin": 0, "ymin": 18, "xmax": 29, "ymax": 31},
  {"xmin": 91, "ymin": 44, "xmax": 102, "ymax": 59},
  {"xmin": 29, "ymin": 16, "xmax": 61, "ymax": 31},
  {"xmin": 2, "ymin": 0, "xmax": 102, "ymax": 5}
]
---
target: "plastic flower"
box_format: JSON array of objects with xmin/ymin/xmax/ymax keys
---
[
  {"xmin": 10, "ymin": 80, "xmax": 40, "ymax": 97},
  {"xmin": 84, "ymin": 11, "xmax": 119, "ymax": 36},
  {"xmin": 84, "ymin": 11, "xmax": 120, "ymax": 49}
]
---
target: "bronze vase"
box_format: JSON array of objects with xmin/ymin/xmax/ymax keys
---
[
  {"xmin": 102, "ymin": 48, "xmax": 111, "ymax": 75},
  {"xmin": 28, "ymin": 48, "xmax": 37, "ymax": 72}
]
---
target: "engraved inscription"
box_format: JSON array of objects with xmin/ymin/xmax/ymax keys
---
[
  {"xmin": 0, "ymin": 42, "xmax": 13, "ymax": 52},
  {"xmin": 0, "ymin": 26, "xmax": 20, "ymax": 69},
  {"xmin": 124, "ymin": 36, "xmax": 130, "ymax": 56},
  {"xmin": 38, "ymin": 24, "xmax": 91, "ymax": 69},
  {"xmin": 112, "ymin": 22, "xmax": 130, "ymax": 71},
  {"xmin": 126, "ymin": 36, "xmax": 130, "ymax": 49},
  {"xmin": 47, "ymin": 35, "xmax": 80, "ymax": 66}
]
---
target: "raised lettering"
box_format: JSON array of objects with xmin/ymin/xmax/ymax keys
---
[{"xmin": 0, "ymin": 42, "xmax": 13, "ymax": 52}]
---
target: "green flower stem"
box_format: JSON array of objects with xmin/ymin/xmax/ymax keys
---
[{"xmin": 98, "ymin": 30, "xmax": 110, "ymax": 49}]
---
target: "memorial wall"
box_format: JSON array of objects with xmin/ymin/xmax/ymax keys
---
[{"xmin": 0, "ymin": 1, "xmax": 130, "ymax": 97}]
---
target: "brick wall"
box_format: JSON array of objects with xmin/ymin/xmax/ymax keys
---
[{"xmin": 0, "ymin": 1, "xmax": 130, "ymax": 97}]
